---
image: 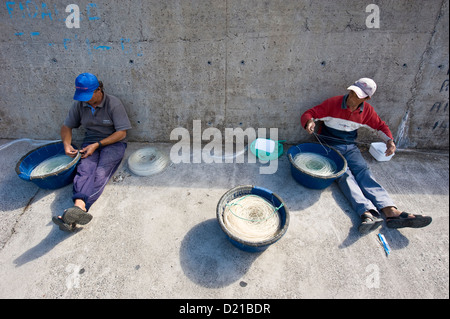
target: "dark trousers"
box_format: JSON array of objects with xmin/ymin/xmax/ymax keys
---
[{"xmin": 72, "ymin": 142, "xmax": 126, "ymax": 211}]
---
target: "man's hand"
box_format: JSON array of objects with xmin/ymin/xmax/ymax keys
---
[
  {"xmin": 61, "ymin": 125, "xmax": 78, "ymax": 157},
  {"xmin": 64, "ymin": 144, "xmax": 78, "ymax": 158},
  {"xmin": 80, "ymin": 143, "xmax": 99, "ymax": 158},
  {"xmin": 386, "ymin": 140, "xmax": 396, "ymax": 156},
  {"xmin": 305, "ymin": 119, "xmax": 316, "ymax": 134}
]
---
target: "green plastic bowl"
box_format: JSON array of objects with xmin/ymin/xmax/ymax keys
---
[{"xmin": 250, "ymin": 138, "xmax": 284, "ymax": 161}]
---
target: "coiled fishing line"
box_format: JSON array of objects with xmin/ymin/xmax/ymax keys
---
[
  {"xmin": 223, "ymin": 195, "xmax": 282, "ymax": 243},
  {"xmin": 30, "ymin": 154, "xmax": 76, "ymax": 177},
  {"xmin": 292, "ymin": 152, "xmax": 337, "ymax": 177},
  {"xmin": 127, "ymin": 147, "xmax": 169, "ymax": 176}
]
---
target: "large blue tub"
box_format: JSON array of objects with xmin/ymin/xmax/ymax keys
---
[
  {"xmin": 287, "ymin": 143, "xmax": 347, "ymax": 190},
  {"xmin": 216, "ymin": 185, "xmax": 290, "ymax": 253},
  {"xmin": 15, "ymin": 142, "xmax": 81, "ymax": 190}
]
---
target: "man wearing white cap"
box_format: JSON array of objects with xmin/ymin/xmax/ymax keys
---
[{"xmin": 301, "ymin": 78, "xmax": 432, "ymax": 234}]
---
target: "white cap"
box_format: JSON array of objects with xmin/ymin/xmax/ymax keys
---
[{"xmin": 347, "ymin": 78, "xmax": 377, "ymax": 98}]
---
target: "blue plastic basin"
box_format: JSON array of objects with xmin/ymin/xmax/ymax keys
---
[
  {"xmin": 216, "ymin": 185, "xmax": 290, "ymax": 253},
  {"xmin": 15, "ymin": 142, "xmax": 81, "ymax": 190},
  {"xmin": 287, "ymin": 143, "xmax": 347, "ymax": 190}
]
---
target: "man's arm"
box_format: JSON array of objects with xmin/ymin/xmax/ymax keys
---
[
  {"xmin": 363, "ymin": 106, "xmax": 396, "ymax": 156},
  {"xmin": 385, "ymin": 139, "xmax": 396, "ymax": 156},
  {"xmin": 61, "ymin": 125, "xmax": 78, "ymax": 158},
  {"xmin": 301, "ymin": 98, "xmax": 334, "ymax": 134}
]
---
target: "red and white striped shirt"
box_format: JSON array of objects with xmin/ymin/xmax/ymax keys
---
[{"xmin": 301, "ymin": 95, "xmax": 393, "ymax": 145}]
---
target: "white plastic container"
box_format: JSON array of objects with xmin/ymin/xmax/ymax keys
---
[
  {"xmin": 369, "ymin": 142, "xmax": 394, "ymax": 162},
  {"xmin": 254, "ymin": 138, "xmax": 275, "ymax": 153}
]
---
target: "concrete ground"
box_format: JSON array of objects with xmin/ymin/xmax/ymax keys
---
[{"xmin": 0, "ymin": 139, "xmax": 448, "ymax": 299}]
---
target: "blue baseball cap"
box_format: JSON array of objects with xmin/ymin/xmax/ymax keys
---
[{"xmin": 73, "ymin": 73, "xmax": 100, "ymax": 101}]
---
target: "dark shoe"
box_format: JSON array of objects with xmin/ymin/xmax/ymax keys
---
[
  {"xmin": 358, "ymin": 211, "xmax": 383, "ymax": 235},
  {"xmin": 63, "ymin": 206, "xmax": 93, "ymax": 225},
  {"xmin": 52, "ymin": 216, "xmax": 75, "ymax": 232},
  {"xmin": 386, "ymin": 212, "xmax": 432, "ymax": 229}
]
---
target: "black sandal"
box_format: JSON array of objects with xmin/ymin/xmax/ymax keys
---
[
  {"xmin": 386, "ymin": 212, "xmax": 432, "ymax": 229},
  {"xmin": 63, "ymin": 206, "xmax": 93, "ymax": 225},
  {"xmin": 52, "ymin": 216, "xmax": 76, "ymax": 232},
  {"xmin": 358, "ymin": 211, "xmax": 383, "ymax": 235}
]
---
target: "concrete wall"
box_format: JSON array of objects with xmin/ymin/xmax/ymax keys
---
[{"xmin": 0, "ymin": 0, "xmax": 448, "ymax": 149}]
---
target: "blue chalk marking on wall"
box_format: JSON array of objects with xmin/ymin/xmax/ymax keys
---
[
  {"xmin": 85, "ymin": 38, "xmax": 92, "ymax": 56},
  {"xmin": 5, "ymin": 1, "xmax": 100, "ymax": 25},
  {"xmin": 40, "ymin": 2, "xmax": 52, "ymax": 20},
  {"xmin": 87, "ymin": 3, "xmax": 100, "ymax": 20},
  {"xmin": 5, "ymin": 3, "xmax": 146, "ymax": 59},
  {"xmin": 25, "ymin": 1, "xmax": 37, "ymax": 18},
  {"xmin": 121, "ymin": 38, "xmax": 132, "ymax": 54},
  {"xmin": 26, "ymin": 1, "xmax": 38, "ymax": 18},
  {"xmin": 63, "ymin": 38, "xmax": 71, "ymax": 49},
  {"xmin": 93, "ymin": 45, "xmax": 111, "ymax": 51},
  {"xmin": 14, "ymin": 31, "xmax": 40, "ymax": 38},
  {"xmin": 52, "ymin": 3, "xmax": 61, "ymax": 22},
  {"xmin": 18, "ymin": 1, "xmax": 24, "ymax": 17},
  {"xmin": 5, "ymin": 1, "xmax": 14, "ymax": 17}
]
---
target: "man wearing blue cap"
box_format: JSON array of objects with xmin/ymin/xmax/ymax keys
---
[{"xmin": 53, "ymin": 73, "xmax": 132, "ymax": 232}]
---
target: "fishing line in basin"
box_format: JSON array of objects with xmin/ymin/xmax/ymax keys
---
[
  {"xmin": 223, "ymin": 195, "xmax": 282, "ymax": 243},
  {"xmin": 30, "ymin": 154, "xmax": 77, "ymax": 177},
  {"xmin": 292, "ymin": 152, "xmax": 338, "ymax": 177}
]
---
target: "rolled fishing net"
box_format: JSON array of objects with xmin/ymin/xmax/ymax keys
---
[
  {"xmin": 292, "ymin": 152, "xmax": 338, "ymax": 177},
  {"xmin": 127, "ymin": 147, "xmax": 169, "ymax": 176},
  {"xmin": 223, "ymin": 195, "xmax": 282, "ymax": 243},
  {"xmin": 30, "ymin": 154, "xmax": 76, "ymax": 177}
]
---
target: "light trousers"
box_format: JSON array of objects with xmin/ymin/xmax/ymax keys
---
[{"xmin": 333, "ymin": 144, "xmax": 395, "ymax": 216}]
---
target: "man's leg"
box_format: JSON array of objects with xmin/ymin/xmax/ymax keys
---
[
  {"xmin": 342, "ymin": 144, "xmax": 396, "ymax": 211},
  {"xmin": 53, "ymin": 148, "xmax": 99, "ymax": 230},
  {"xmin": 337, "ymin": 167, "xmax": 378, "ymax": 215},
  {"xmin": 336, "ymin": 144, "xmax": 431, "ymax": 229},
  {"xmin": 84, "ymin": 142, "xmax": 126, "ymax": 211},
  {"xmin": 334, "ymin": 145, "xmax": 386, "ymax": 215},
  {"xmin": 72, "ymin": 144, "xmax": 100, "ymax": 209},
  {"xmin": 54, "ymin": 142, "xmax": 125, "ymax": 231},
  {"xmin": 334, "ymin": 144, "xmax": 384, "ymax": 234}
]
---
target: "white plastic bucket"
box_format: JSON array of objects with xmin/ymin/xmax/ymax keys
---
[{"xmin": 369, "ymin": 142, "xmax": 394, "ymax": 162}]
